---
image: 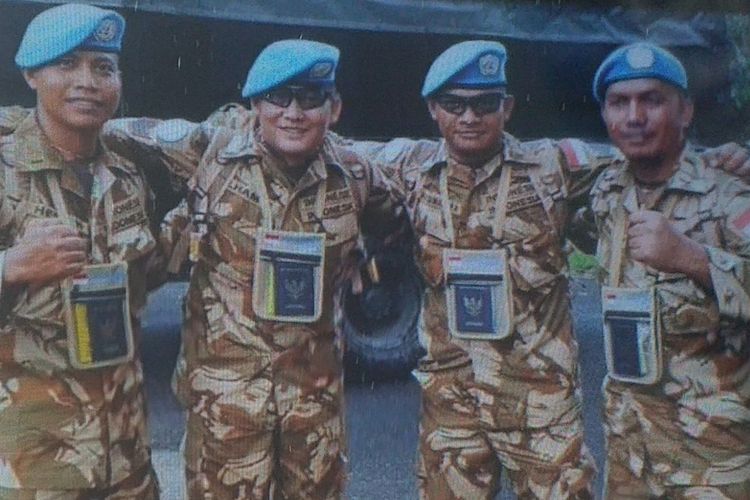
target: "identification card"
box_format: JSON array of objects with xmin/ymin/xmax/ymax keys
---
[
  {"xmin": 601, "ymin": 286, "xmax": 661, "ymax": 385},
  {"xmin": 444, "ymin": 248, "xmax": 512, "ymax": 340},
  {"xmin": 64, "ymin": 262, "xmax": 134, "ymax": 369},
  {"xmin": 253, "ymin": 229, "xmax": 325, "ymax": 323}
]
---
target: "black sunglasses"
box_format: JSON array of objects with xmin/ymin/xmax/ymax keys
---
[
  {"xmin": 261, "ymin": 86, "xmax": 331, "ymax": 110},
  {"xmin": 433, "ymin": 92, "xmax": 507, "ymax": 116}
]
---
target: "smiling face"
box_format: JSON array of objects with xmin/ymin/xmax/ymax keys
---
[
  {"xmin": 427, "ymin": 87, "xmax": 514, "ymax": 166},
  {"xmin": 24, "ymin": 50, "xmax": 121, "ymax": 134},
  {"xmin": 252, "ymin": 87, "xmax": 342, "ymax": 168},
  {"xmin": 602, "ymin": 78, "xmax": 693, "ymax": 176}
]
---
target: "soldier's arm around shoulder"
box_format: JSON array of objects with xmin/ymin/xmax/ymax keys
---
[
  {"xmin": 706, "ymin": 179, "xmax": 750, "ymax": 323},
  {"xmin": 102, "ymin": 115, "xmax": 214, "ymax": 182},
  {"xmin": 328, "ymin": 142, "xmax": 406, "ymax": 241},
  {"xmin": 336, "ymin": 136, "xmax": 440, "ymax": 191},
  {"xmin": 554, "ymin": 138, "xmax": 620, "ymax": 201}
]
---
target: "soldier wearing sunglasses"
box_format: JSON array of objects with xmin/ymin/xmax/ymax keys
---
[
  {"xmin": 182, "ymin": 38, "xmax": 750, "ymax": 499},
  {"xmin": 341, "ymin": 40, "xmax": 750, "ymax": 500},
  {"xmin": 340, "ymin": 40, "xmax": 601, "ymax": 499},
  {"xmin": 102, "ymin": 39, "xmax": 402, "ymax": 499}
]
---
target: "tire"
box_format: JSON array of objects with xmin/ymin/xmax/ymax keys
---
[{"xmin": 343, "ymin": 252, "xmax": 424, "ymax": 382}]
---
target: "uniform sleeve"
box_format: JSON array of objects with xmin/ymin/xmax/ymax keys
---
[
  {"xmin": 557, "ymin": 140, "xmax": 620, "ymax": 253},
  {"xmin": 359, "ymin": 156, "xmax": 409, "ymax": 241},
  {"xmin": 204, "ymin": 103, "xmax": 255, "ymax": 130},
  {"xmin": 557, "ymin": 138, "xmax": 619, "ymax": 202},
  {"xmin": 708, "ymin": 183, "xmax": 750, "ymax": 322},
  {"xmin": 159, "ymin": 198, "xmax": 192, "ymax": 276},
  {"xmin": 102, "ymin": 117, "xmax": 211, "ymax": 182},
  {"xmin": 0, "ymin": 106, "xmax": 31, "ymax": 136}
]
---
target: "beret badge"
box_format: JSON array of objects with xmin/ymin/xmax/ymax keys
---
[
  {"xmin": 94, "ymin": 19, "xmax": 118, "ymax": 43},
  {"xmin": 479, "ymin": 54, "xmax": 500, "ymax": 76},
  {"xmin": 310, "ymin": 61, "xmax": 333, "ymax": 79},
  {"xmin": 626, "ymin": 45, "xmax": 655, "ymax": 70}
]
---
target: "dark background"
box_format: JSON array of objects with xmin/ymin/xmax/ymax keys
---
[{"xmin": 1, "ymin": 1, "xmax": 746, "ymax": 145}]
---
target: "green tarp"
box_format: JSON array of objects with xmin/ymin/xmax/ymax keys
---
[{"xmin": 8, "ymin": 0, "xmax": 729, "ymax": 47}]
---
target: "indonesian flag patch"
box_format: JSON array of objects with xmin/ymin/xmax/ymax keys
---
[
  {"xmin": 559, "ymin": 139, "xmax": 589, "ymax": 172},
  {"xmin": 731, "ymin": 206, "xmax": 750, "ymax": 239}
]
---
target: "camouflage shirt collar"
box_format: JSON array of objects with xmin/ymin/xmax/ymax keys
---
[
  {"xmin": 421, "ymin": 131, "xmax": 534, "ymax": 174},
  {"xmin": 245, "ymin": 127, "xmax": 331, "ymax": 191},
  {"xmin": 608, "ymin": 144, "xmax": 713, "ymax": 195},
  {"xmin": 11, "ymin": 112, "xmax": 134, "ymax": 175}
]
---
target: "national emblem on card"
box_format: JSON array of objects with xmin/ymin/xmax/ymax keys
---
[
  {"xmin": 275, "ymin": 258, "xmax": 316, "ymax": 317},
  {"xmin": 454, "ymin": 283, "xmax": 494, "ymax": 333},
  {"xmin": 443, "ymin": 248, "xmax": 513, "ymax": 340},
  {"xmin": 253, "ymin": 230, "xmax": 326, "ymax": 323}
]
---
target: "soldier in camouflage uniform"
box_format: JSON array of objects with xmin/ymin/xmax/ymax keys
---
[
  {"xmin": 591, "ymin": 43, "xmax": 750, "ymax": 498},
  {"xmin": 103, "ymin": 40, "xmax": 401, "ymax": 499},
  {"xmin": 340, "ymin": 40, "xmax": 605, "ymax": 499},
  {"xmin": 0, "ymin": 4, "xmax": 159, "ymax": 499}
]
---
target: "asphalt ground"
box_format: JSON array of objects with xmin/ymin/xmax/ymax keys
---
[{"xmin": 141, "ymin": 278, "xmax": 606, "ymax": 499}]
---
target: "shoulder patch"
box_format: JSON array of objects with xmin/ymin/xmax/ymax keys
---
[
  {"xmin": 558, "ymin": 139, "xmax": 589, "ymax": 172},
  {"xmin": 155, "ymin": 119, "xmax": 193, "ymax": 143},
  {"xmin": 730, "ymin": 204, "xmax": 750, "ymax": 240}
]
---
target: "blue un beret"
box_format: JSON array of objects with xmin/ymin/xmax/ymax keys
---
[
  {"xmin": 593, "ymin": 42, "xmax": 688, "ymax": 103},
  {"xmin": 242, "ymin": 40, "xmax": 339, "ymax": 99},
  {"xmin": 16, "ymin": 3, "xmax": 125, "ymax": 70},
  {"xmin": 422, "ymin": 40, "xmax": 507, "ymax": 98}
]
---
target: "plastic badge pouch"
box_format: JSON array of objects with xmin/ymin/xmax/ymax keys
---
[
  {"xmin": 253, "ymin": 229, "xmax": 325, "ymax": 323},
  {"xmin": 601, "ymin": 286, "xmax": 662, "ymax": 385},
  {"xmin": 64, "ymin": 262, "xmax": 134, "ymax": 369},
  {"xmin": 444, "ymin": 248, "xmax": 512, "ymax": 340}
]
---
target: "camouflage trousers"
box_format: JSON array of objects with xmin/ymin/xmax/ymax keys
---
[
  {"xmin": 417, "ymin": 363, "xmax": 594, "ymax": 500},
  {"xmin": 0, "ymin": 462, "xmax": 159, "ymax": 500},
  {"xmin": 604, "ymin": 384, "xmax": 750, "ymax": 499},
  {"xmin": 181, "ymin": 337, "xmax": 346, "ymax": 500}
]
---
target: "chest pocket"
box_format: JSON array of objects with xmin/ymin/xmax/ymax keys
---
[
  {"xmin": 320, "ymin": 185, "xmax": 360, "ymax": 284},
  {"xmin": 502, "ymin": 173, "xmax": 565, "ymax": 291},
  {"xmin": 7, "ymin": 170, "xmax": 56, "ymax": 240},
  {"xmin": 411, "ymin": 180, "xmax": 450, "ymax": 288},
  {"xmin": 194, "ymin": 161, "xmax": 261, "ymax": 277},
  {"xmin": 108, "ymin": 194, "xmax": 155, "ymax": 262}
]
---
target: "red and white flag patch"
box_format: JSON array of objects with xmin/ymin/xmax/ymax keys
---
[
  {"xmin": 731, "ymin": 206, "xmax": 750, "ymax": 239},
  {"xmin": 559, "ymin": 139, "xmax": 589, "ymax": 172}
]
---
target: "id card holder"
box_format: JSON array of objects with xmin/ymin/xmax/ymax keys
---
[
  {"xmin": 444, "ymin": 249, "xmax": 512, "ymax": 340},
  {"xmin": 601, "ymin": 286, "xmax": 662, "ymax": 385},
  {"xmin": 252, "ymin": 229, "xmax": 325, "ymax": 323},
  {"xmin": 63, "ymin": 262, "xmax": 134, "ymax": 370}
]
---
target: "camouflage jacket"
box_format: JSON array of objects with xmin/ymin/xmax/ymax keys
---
[
  {"xmin": 103, "ymin": 115, "xmax": 402, "ymax": 387},
  {"xmin": 592, "ymin": 146, "xmax": 750, "ymax": 484},
  {"xmin": 348, "ymin": 134, "xmax": 607, "ymax": 381},
  {"xmin": 0, "ymin": 114, "xmax": 157, "ymax": 489}
]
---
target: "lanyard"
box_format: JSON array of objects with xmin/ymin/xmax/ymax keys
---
[
  {"xmin": 250, "ymin": 161, "xmax": 327, "ymax": 231},
  {"xmin": 607, "ymin": 185, "xmax": 678, "ymax": 287},
  {"xmin": 438, "ymin": 162, "xmax": 513, "ymax": 247}
]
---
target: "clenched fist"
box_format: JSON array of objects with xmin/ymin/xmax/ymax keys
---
[
  {"xmin": 627, "ymin": 210, "xmax": 711, "ymax": 289},
  {"xmin": 3, "ymin": 219, "xmax": 88, "ymax": 287}
]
